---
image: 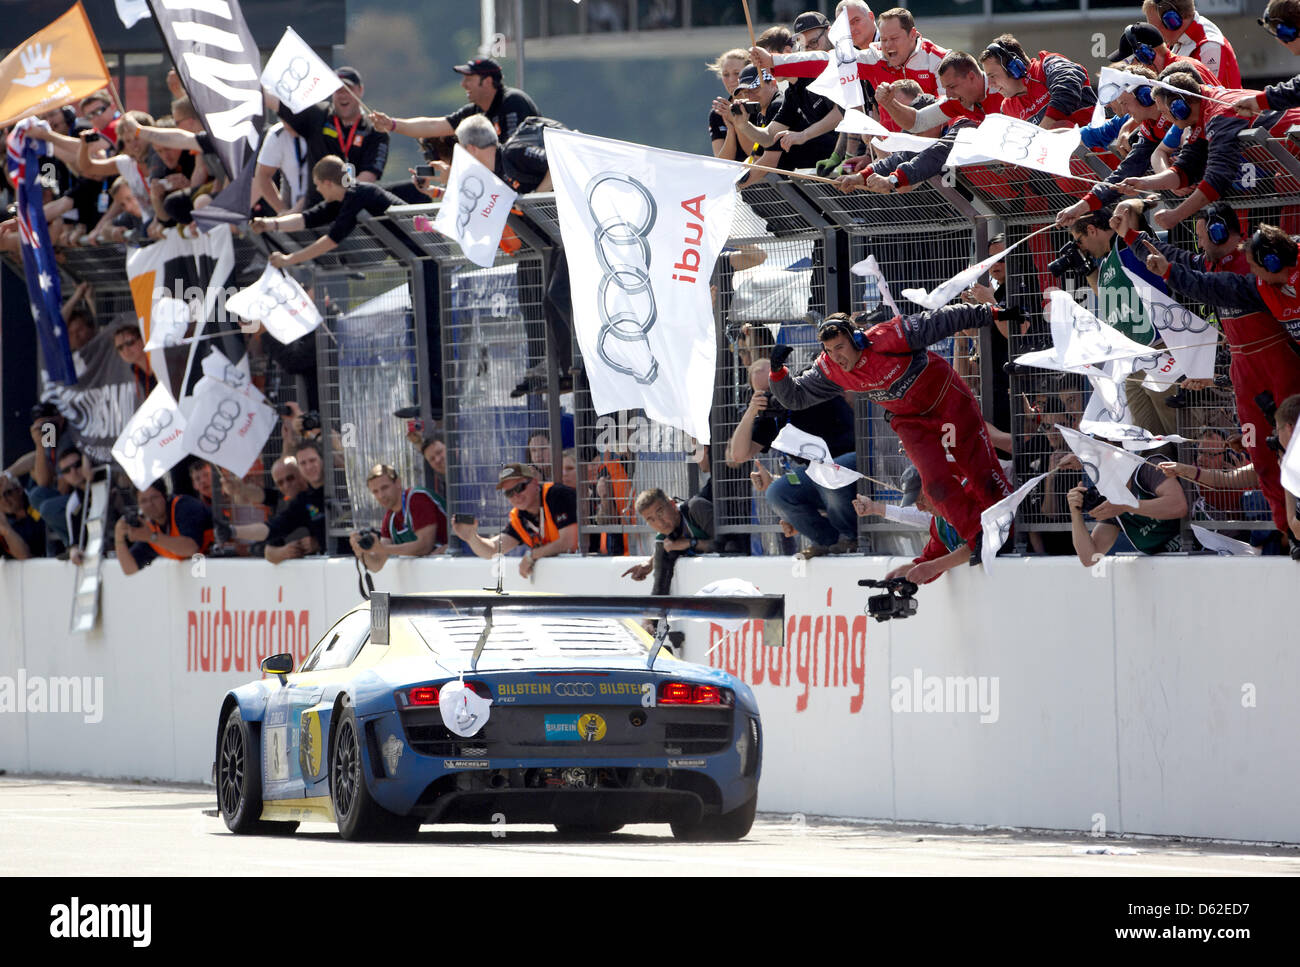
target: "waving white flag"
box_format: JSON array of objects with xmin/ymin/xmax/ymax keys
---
[
  {"xmin": 1120, "ymin": 264, "xmax": 1219, "ymax": 378},
  {"xmin": 182, "ymin": 379, "xmax": 276, "ymax": 477},
  {"xmin": 835, "ymin": 110, "xmax": 891, "ymax": 138},
  {"xmin": 901, "ymin": 236, "xmax": 1024, "ymax": 310},
  {"xmin": 1057, "ymin": 424, "xmax": 1147, "ymax": 506},
  {"xmin": 1192, "ymin": 524, "xmax": 1260, "ymax": 556},
  {"xmin": 947, "ymin": 115, "xmax": 1081, "ymax": 178},
  {"xmin": 115, "ymin": 0, "xmax": 151, "ymax": 29},
  {"xmin": 850, "ymin": 254, "xmax": 900, "ymax": 316},
  {"xmin": 1047, "ymin": 290, "xmax": 1163, "ymax": 368},
  {"xmin": 1079, "ymin": 420, "xmax": 1189, "ymax": 450},
  {"xmin": 260, "ymin": 27, "xmax": 342, "ymax": 115},
  {"xmin": 1281, "ymin": 437, "xmax": 1300, "ymax": 498},
  {"xmin": 225, "ymin": 263, "xmax": 321, "ymax": 344},
  {"xmin": 770, "ymin": 424, "xmax": 864, "ymax": 489},
  {"xmin": 808, "ymin": 9, "xmax": 864, "ymax": 109},
  {"xmin": 980, "ymin": 471, "xmax": 1050, "ymax": 575},
  {"xmin": 111, "ymin": 385, "xmax": 188, "ymax": 489},
  {"xmin": 433, "ymin": 144, "xmax": 517, "ymax": 268},
  {"xmin": 545, "ymin": 129, "xmax": 739, "ymax": 443}
]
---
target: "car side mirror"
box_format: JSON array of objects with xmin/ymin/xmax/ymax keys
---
[{"xmin": 261, "ymin": 653, "xmax": 294, "ymax": 684}]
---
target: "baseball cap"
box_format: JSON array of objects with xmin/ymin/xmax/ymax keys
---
[
  {"xmin": 335, "ymin": 66, "xmax": 363, "ymax": 88},
  {"xmin": 899, "ymin": 466, "xmax": 922, "ymax": 508},
  {"xmin": 1106, "ymin": 23, "xmax": 1164, "ymax": 63},
  {"xmin": 453, "ymin": 57, "xmax": 503, "ymax": 79},
  {"xmin": 735, "ymin": 64, "xmax": 775, "ymax": 90},
  {"xmin": 496, "ymin": 462, "xmax": 538, "ymax": 490},
  {"xmin": 792, "ymin": 10, "xmax": 831, "ymax": 33}
]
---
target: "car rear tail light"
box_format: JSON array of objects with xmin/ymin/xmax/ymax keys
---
[
  {"xmin": 465, "ymin": 681, "xmax": 492, "ymax": 699},
  {"xmin": 658, "ymin": 682, "xmax": 733, "ymax": 706},
  {"xmin": 407, "ymin": 686, "xmax": 439, "ymax": 706}
]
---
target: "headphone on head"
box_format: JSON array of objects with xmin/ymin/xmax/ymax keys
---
[
  {"xmin": 1134, "ymin": 84, "xmax": 1156, "ymax": 107},
  {"xmin": 1261, "ymin": 16, "xmax": 1300, "ymax": 42},
  {"xmin": 1167, "ymin": 92, "xmax": 1192, "ymax": 121},
  {"xmin": 819, "ymin": 317, "xmax": 869, "ymax": 350},
  {"xmin": 1158, "ymin": 1, "xmax": 1184, "ymax": 31},
  {"xmin": 985, "ymin": 41, "xmax": 1027, "ymax": 80},
  {"xmin": 1200, "ymin": 203, "xmax": 1240, "ymax": 246},
  {"xmin": 1126, "ymin": 27, "xmax": 1157, "ymax": 65},
  {"xmin": 1250, "ymin": 228, "xmax": 1297, "ymax": 273}
]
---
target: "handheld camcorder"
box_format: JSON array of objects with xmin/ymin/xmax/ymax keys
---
[{"xmin": 858, "ymin": 577, "xmax": 920, "ymax": 623}]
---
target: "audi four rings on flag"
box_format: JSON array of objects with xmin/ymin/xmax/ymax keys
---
[
  {"xmin": 808, "ymin": 8, "xmax": 864, "ymax": 110},
  {"xmin": 225, "ymin": 264, "xmax": 322, "ymax": 344},
  {"xmin": 947, "ymin": 115, "xmax": 1081, "ymax": 178},
  {"xmin": 259, "ymin": 27, "xmax": 342, "ymax": 116},
  {"xmin": 112, "ymin": 384, "xmax": 189, "ymax": 489},
  {"xmin": 1120, "ymin": 264, "xmax": 1219, "ymax": 379},
  {"xmin": 432, "ymin": 144, "xmax": 516, "ymax": 269},
  {"xmin": 181, "ymin": 377, "xmax": 276, "ymax": 478},
  {"xmin": 544, "ymin": 128, "xmax": 741, "ymax": 444}
]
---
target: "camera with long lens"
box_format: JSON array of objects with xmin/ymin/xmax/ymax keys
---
[
  {"xmin": 1047, "ymin": 240, "xmax": 1096, "ymax": 283},
  {"xmin": 858, "ymin": 577, "xmax": 920, "ymax": 622},
  {"xmin": 356, "ymin": 527, "xmax": 382, "ymax": 550}
]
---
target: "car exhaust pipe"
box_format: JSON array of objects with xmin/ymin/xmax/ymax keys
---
[{"xmin": 489, "ymin": 771, "xmax": 509, "ymax": 789}]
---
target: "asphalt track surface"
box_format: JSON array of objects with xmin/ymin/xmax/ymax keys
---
[{"xmin": 3, "ymin": 776, "xmax": 1298, "ymax": 876}]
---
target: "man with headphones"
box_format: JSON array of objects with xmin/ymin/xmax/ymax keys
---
[
  {"xmin": 1120, "ymin": 201, "xmax": 1300, "ymax": 540},
  {"xmin": 978, "ymin": 34, "xmax": 1096, "ymax": 130},
  {"xmin": 252, "ymin": 155, "xmax": 402, "ymax": 267},
  {"xmin": 1106, "ymin": 22, "xmax": 1218, "ymax": 86},
  {"xmin": 767, "ymin": 304, "xmax": 1017, "ymax": 560},
  {"xmin": 1117, "ymin": 72, "xmax": 1300, "ymax": 230},
  {"xmin": 1142, "ymin": 0, "xmax": 1241, "ymax": 87},
  {"xmin": 1233, "ymin": 0, "xmax": 1300, "ymax": 118}
]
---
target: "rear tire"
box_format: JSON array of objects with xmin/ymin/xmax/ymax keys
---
[
  {"xmin": 671, "ymin": 795, "xmax": 757, "ymax": 842},
  {"xmin": 330, "ymin": 706, "xmax": 416, "ymax": 841}
]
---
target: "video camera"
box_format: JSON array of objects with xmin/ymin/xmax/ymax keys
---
[
  {"xmin": 1047, "ymin": 240, "xmax": 1096, "ymax": 284},
  {"xmin": 858, "ymin": 577, "xmax": 919, "ymax": 623}
]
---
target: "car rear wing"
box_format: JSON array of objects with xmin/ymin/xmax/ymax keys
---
[{"xmin": 368, "ymin": 592, "xmax": 785, "ymax": 668}]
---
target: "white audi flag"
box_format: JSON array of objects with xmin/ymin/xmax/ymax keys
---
[
  {"xmin": 850, "ymin": 254, "xmax": 900, "ymax": 316},
  {"xmin": 947, "ymin": 115, "xmax": 1081, "ymax": 178},
  {"xmin": 433, "ymin": 144, "xmax": 516, "ymax": 269},
  {"xmin": 225, "ymin": 263, "xmax": 321, "ymax": 344},
  {"xmin": 808, "ymin": 9, "xmax": 864, "ymax": 110},
  {"xmin": 182, "ymin": 378, "xmax": 276, "ymax": 477},
  {"xmin": 544, "ymin": 128, "xmax": 739, "ymax": 443},
  {"xmin": 980, "ymin": 471, "xmax": 1049, "ymax": 575},
  {"xmin": 260, "ymin": 27, "xmax": 342, "ymax": 115},
  {"xmin": 835, "ymin": 110, "xmax": 890, "ymax": 138},
  {"xmin": 1092, "ymin": 66, "xmax": 1149, "ymax": 125},
  {"xmin": 1057, "ymin": 424, "xmax": 1146, "ymax": 506},
  {"xmin": 1120, "ymin": 264, "xmax": 1219, "ymax": 379},
  {"xmin": 1281, "ymin": 436, "xmax": 1300, "ymax": 498},
  {"xmin": 1047, "ymin": 290, "xmax": 1160, "ymax": 369},
  {"xmin": 1192, "ymin": 524, "xmax": 1260, "ymax": 556},
  {"xmin": 1079, "ymin": 420, "xmax": 1189, "ymax": 450},
  {"xmin": 111, "ymin": 385, "xmax": 188, "ymax": 490},
  {"xmin": 770, "ymin": 424, "xmax": 863, "ymax": 489},
  {"xmin": 902, "ymin": 236, "xmax": 1025, "ymax": 311}
]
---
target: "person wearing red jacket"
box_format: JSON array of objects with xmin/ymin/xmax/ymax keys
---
[
  {"xmin": 1107, "ymin": 21, "xmax": 1218, "ymax": 86},
  {"xmin": 1118, "ymin": 72, "xmax": 1300, "ymax": 229},
  {"xmin": 875, "ymin": 51, "xmax": 1004, "ymax": 133},
  {"xmin": 1122, "ymin": 201, "xmax": 1300, "ymax": 536},
  {"xmin": 1143, "ymin": 0, "xmax": 1241, "ymax": 87},
  {"xmin": 754, "ymin": 8, "xmax": 948, "ymax": 133},
  {"xmin": 978, "ymin": 34, "xmax": 1096, "ymax": 129},
  {"xmin": 767, "ymin": 307, "xmax": 1016, "ymax": 556},
  {"xmin": 1233, "ymin": 0, "xmax": 1300, "ymax": 118}
]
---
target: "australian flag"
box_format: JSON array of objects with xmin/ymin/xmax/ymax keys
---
[{"xmin": 5, "ymin": 118, "xmax": 76, "ymax": 385}]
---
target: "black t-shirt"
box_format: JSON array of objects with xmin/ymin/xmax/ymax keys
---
[
  {"xmin": 1, "ymin": 508, "xmax": 45, "ymax": 559},
  {"xmin": 277, "ymin": 103, "xmax": 390, "ymax": 205},
  {"xmin": 773, "ymin": 78, "xmax": 839, "ymax": 169},
  {"xmin": 500, "ymin": 483, "xmax": 577, "ymax": 545},
  {"xmin": 709, "ymin": 102, "xmax": 761, "ymax": 162},
  {"xmin": 494, "ymin": 139, "xmax": 549, "ymax": 195},
  {"xmin": 266, "ymin": 485, "xmax": 326, "ymax": 548},
  {"xmin": 301, "ymin": 182, "xmax": 403, "ymax": 243},
  {"xmin": 447, "ymin": 86, "xmax": 539, "ymax": 142},
  {"xmin": 751, "ymin": 394, "xmax": 856, "ymax": 461}
]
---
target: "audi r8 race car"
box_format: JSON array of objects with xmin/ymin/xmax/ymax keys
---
[{"xmin": 214, "ymin": 591, "xmax": 782, "ymax": 841}]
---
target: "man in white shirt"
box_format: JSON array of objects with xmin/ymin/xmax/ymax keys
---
[{"xmin": 253, "ymin": 121, "xmax": 309, "ymax": 214}]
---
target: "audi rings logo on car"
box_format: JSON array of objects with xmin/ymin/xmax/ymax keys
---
[
  {"xmin": 585, "ymin": 172, "xmax": 661, "ymax": 385},
  {"xmin": 196, "ymin": 399, "xmax": 242, "ymax": 454},
  {"xmin": 274, "ymin": 57, "xmax": 312, "ymax": 102},
  {"xmin": 456, "ymin": 174, "xmax": 485, "ymax": 234},
  {"xmin": 554, "ymin": 682, "xmax": 596, "ymax": 697},
  {"xmin": 119, "ymin": 409, "xmax": 174, "ymax": 460}
]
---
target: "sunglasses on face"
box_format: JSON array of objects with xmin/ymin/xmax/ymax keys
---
[
  {"xmin": 503, "ymin": 480, "xmax": 529, "ymax": 497},
  {"xmin": 86, "ymin": 104, "xmax": 109, "ymax": 119},
  {"xmin": 58, "ymin": 463, "xmax": 79, "ymax": 475}
]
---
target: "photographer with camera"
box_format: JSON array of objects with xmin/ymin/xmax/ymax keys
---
[
  {"xmin": 451, "ymin": 463, "xmax": 577, "ymax": 579},
  {"xmin": 1066, "ymin": 460, "xmax": 1188, "ymax": 566},
  {"xmin": 115, "ymin": 479, "xmax": 214, "ymax": 576},
  {"xmin": 350, "ymin": 464, "xmax": 445, "ymax": 573},
  {"xmin": 768, "ymin": 306, "xmax": 1015, "ymax": 561}
]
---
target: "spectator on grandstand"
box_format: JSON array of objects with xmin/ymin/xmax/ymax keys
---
[
  {"xmin": 768, "ymin": 307, "xmax": 1018, "ymax": 562},
  {"xmin": 622, "ymin": 488, "xmax": 715, "ymax": 594},
  {"xmin": 371, "ymin": 57, "xmax": 539, "ymax": 145},
  {"xmin": 114, "ymin": 478, "xmax": 213, "ymax": 576},
  {"xmin": 726, "ymin": 359, "xmax": 859, "ymax": 557},
  {"xmin": 223, "ymin": 452, "xmax": 328, "ymax": 563},
  {"xmin": 113, "ymin": 322, "xmax": 156, "ymax": 404},
  {"xmin": 978, "ymin": 35, "xmax": 1096, "ymax": 129},
  {"xmin": 1066, "ymin": 460, "xmax": 1188, "ymax": 564},
  {"xmin": 252, "ymin": 120, "xmax": 309, "ymax": 215},
  {"xmin": 79, "ymin": 90, "xmax": 121, "ymax": 146},
  {"xmin": 856, "ymin": 468, "xmax": 977, "ymax": 582},
  {"xmin": 451, "ymin": 462, "xmax": 578, "ymax": 578},
  {"xmin": 350, "ymin": 463, "xmax": 446, "ymax": 573},
  {"xmin": 251, "ymin": 156, "xmax": 402, "ymax": 267},
  {"xmin": 710, "ymin": 64, "xmax": 784, "ymax": 182},
  {"xmin": 0, "ymin": 476, "xmax": 43, "ymax": 560},
  {"xmin": 1143, "ymin": 0, "xmax": 1240, "ymax": 87},
  {"xmin": 707, "ymin": 47, "xmax": 753, "ymax": 161},
  {"xmin": 1118, "ymin": 72, "xmax": 1300, "ymax": 230},
  {"xmin": 1235, "ymin": 0, "xmax": 1300, "ymax": 116},
  {"xmin": 28, "ymin": 113, "xmax": 156, "ymax": 220},
  {"xmin": 269, "ymin": 67, "xmax": 389, "ymax": 207}
]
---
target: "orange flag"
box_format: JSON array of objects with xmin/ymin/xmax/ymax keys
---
[{"xmin": 0, "ymin": 2, "xmax": 113, "ymax": 128}]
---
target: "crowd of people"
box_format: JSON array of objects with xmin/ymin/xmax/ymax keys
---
[{"xmin": 5, "ymin": 0, "xmax": 1300, "ymax": 582}]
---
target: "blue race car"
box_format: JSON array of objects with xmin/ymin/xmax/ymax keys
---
[{"xmin": 214, "ymin": 591, "xmax": 783, "ymax": 841}]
